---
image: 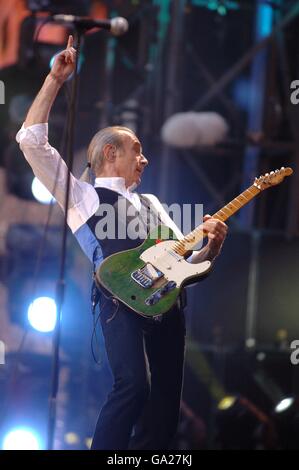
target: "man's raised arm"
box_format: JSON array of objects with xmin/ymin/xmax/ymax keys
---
[
  {"xmin": 25, "ymin": 35, "xmax": 76, "ymax": 127},
  {"xmin": 17, "ymin": 35, "xmax": 99, "ymax": 234}
]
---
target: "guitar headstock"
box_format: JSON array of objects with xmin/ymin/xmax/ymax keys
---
[{"xmin": 254, "ymin": 167, "xmax": 293, "ymax": 191}]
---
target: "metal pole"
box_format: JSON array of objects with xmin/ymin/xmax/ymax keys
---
[
  {"xmin": 239, "ymin": 1, "xmax": 273, "ymax": 228},
  {"xmin": 245, "ymin": 230, "xmax": 261, "ymax": 349}
]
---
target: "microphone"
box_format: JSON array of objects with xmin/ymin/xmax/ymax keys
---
[{"xmin": 51, "ymin": 15, "xmax": 129, "ymax": 36}]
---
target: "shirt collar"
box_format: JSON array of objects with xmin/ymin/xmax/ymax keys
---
[{"xmin": 94, "ymin": 177, "xmax": 137, "ymax": 194}]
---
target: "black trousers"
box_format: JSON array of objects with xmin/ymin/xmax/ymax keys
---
[{"xmin": 91, "ymin": 295, "xmax": 186, "ymax": 450}]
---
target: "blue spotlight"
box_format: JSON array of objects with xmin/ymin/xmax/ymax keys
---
[
  {"xmin": 31, "ymin": 177, "xmax": 54, "ymax": 204},
  {"xmin": 28, "ymin": 296, "xmax": 57, "ymax": 333},
  {"xmin": 2, "ymin": 428, "xmax": 41, "ymax": 450}
]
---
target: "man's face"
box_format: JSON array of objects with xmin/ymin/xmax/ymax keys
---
[{"xmin": 115, "ymin": 132, "xmax": 148, "ymax": 187}]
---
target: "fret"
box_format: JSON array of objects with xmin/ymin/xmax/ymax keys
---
[
  {"xmin": 230, "ymin": 199, "xmax": 242, "ymax": 209},
  {"xmin": 221, "ymin": 206, "xmax": 232, "ymax": 215},
  {"xmin": 235, "ymin": 195, "xmax": 246, "ymax": 204},
  {"xmin": 244, "ymin": 186, "xmax": 259, "ymax": 198},
  {"xmin": 226, "ymin": 202, "xmax": 237, "ymax": 211},
  {"xmin": 215, "ymin": 209, "xmax": 227, "ymax": 220}
]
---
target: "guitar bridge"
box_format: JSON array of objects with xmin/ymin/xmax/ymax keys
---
[{"xmin": 131, "ymin": 263, "xmax": 164, "ymax": 289}]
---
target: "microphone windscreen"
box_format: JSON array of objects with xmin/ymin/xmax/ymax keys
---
[
  {"xmin": 161, "ymin": 112, "xmax": 229, "ymax": 148},
  {"xmin": 111, "ymin": 17, "xmax": 129, "ymax": 36}
]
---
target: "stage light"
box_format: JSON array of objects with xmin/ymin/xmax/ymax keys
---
[
  {"xmin": 2, "ymin": 428, "xmax": 41, "ymax": 450},
  {"xmin": 217, "ymin": 5, "xmax": 227, "ymax": 15},
  {"xmin": 27, "ymin": 296, "xmax": 57, "ymax": 332},
  {"xmin": 31, "ymin": 176, "xmax": 54, "ymax": 204},
  {"xmin": 206, "ymin": 0, "xmax": 218, "ymax": 10},
  {"xmin": 191, "ymin": 0, "xmax": 240, "ymax": 14},
  {"xmin": 275, "ymin": 397, "xmax": 294, "ymax": 414},
  {"xmin": 64, "ymin": 432, "xmax": 80, "ymax": 445},
  {"xmin": 217, "ymin": 395, "xmax": 237, "ymax": 411},
  {"xmin": 85, "ymin": 437, "xmax": 92, "ymax": 449}
]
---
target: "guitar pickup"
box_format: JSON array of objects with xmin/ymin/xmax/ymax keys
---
[
  {"xmin": 131, "ymin": 263, "xmax": 164, "ymax": 289},
  {"xmin": 145, "ymin": 281, "xmax": 177, "ymax": 305}
]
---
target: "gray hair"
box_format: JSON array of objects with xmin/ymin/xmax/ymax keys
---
[{"xmin": 80, "ymin": 126, "xmax": 136, "ymax": 183}]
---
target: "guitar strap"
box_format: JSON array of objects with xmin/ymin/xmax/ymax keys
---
[{"xmin": 138, "ymin": 194, "xmax": 164, "ymax": 234}]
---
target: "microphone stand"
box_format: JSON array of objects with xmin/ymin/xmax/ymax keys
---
[{"xmin": 47, "ymin": 25, "xmax": 85, "ymax": 451}]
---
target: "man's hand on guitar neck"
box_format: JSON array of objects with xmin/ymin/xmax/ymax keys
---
[{"xmin": 191, "ymin": 214, "xmax": 228, "ymax": 263}]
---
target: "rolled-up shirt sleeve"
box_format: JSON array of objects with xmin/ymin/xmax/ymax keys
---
[{"xmin": 16, "ymin": 123, "xmax": 99, "ymax": 233}]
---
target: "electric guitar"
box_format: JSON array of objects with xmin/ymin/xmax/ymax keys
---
[{"xmin": 95, "ymin": 167, "xmax": 293, "ymax": 317}]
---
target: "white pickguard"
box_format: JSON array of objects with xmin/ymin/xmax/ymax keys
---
[{"xmin": 140, "ymin": 240, "xmax": 211, "ymax": 287}]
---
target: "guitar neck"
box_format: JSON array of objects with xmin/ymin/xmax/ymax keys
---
[
  {"xmin": 211, "ymin": 183, "xmax": 261, "ymax": 222},
  {"xmin": 173, "ymin": 183, "xmax": 261, "ymax": 254}
]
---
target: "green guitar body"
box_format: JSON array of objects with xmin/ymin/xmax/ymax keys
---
[
  {"xmin": 95, "ymin": 225, "xmax": 211, "ymax": 317},
  {"xmin": 95, "ymin": 225, "xmax": 179, "ymax": 317}
]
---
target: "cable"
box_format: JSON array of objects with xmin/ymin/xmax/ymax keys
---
[
  {"xmin": 90, "ymin": 286, "xmax": 119, "ymax": 365},
  {"xmin": 90, "ymin": 279, "xmax": 104, "ymax": 365},
  {"xmin": 33, "ymin": 15, "xmax": 52, "ymax": 43},
  {"xmin": 91, "ymin": 303, "xmax": 104, "ymax": 366}
]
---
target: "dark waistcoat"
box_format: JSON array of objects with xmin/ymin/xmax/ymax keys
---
[{"xmin": 87, "ymin": 187, "xmax": 162, "ymax": 259}]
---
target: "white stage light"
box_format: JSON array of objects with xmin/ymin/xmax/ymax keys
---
[
  {"xmin": 275, "ymin": 397, "xmax": 294, "ymax": 414},
  {"xmin": 31, "ymin": 177, "xmax": 54, "ymax": 204},
  {"xmin": 28, "ymin": 296, "xmax": 57, "ymax": 333},
  {"xmin": 2, "ymin": 428, "xmax": 41, "ymax": 450}
]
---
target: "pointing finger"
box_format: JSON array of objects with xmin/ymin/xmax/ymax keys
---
[{"xmin": 67, "ymin": 35, "xmax": 73, "ymax": 49}]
